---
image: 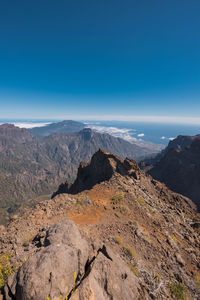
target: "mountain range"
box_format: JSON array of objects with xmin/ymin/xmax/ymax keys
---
[
  {"xmin": 28, "ymin": 120, "xmax": 85, "ymax": 137},
  {"xmin": 0, "ymin": 121, "xmax": 161, "ymax": 224}
]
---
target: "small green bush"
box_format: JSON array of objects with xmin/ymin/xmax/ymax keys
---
[
  {"xmin": 123, "ymin": 245, "xmax": 137, "ymax": 260},
  {"xmin": 171, "ymin": 234, "xmax": 178, "ymax": 243},
  {"xmin": 0, "ymin": 254, "xmax": 16, "ymax": 288},
  {"xmin": 128, "ymin": 262, "xmax": 139, "ymax": 277},
  {"xmin": 169, "ymin": 281, "xmax": 188, "ymax": 300},
  {"xmin": 76, "ymin": 197, "xmax": 83, "ymax": 206},
  {"xmin": 137, "ymin": 197, "xmax": 146, "ymax": 205},
  {"xmin": 111, "ymin": 193, "xmax": 124, "ymax": 205},
  {"xmin": 115, "ymin": 235, "xmax": 122, "ymax": 245}
]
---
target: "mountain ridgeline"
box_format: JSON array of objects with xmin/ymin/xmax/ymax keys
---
[
  {"xmin": 0, "ymin": 121, "xmax": 161, "ymax": 223},
  {"xmin": 28, "ymin": 120, "xmax": 85, "ymax": 137},
  {"xmin": 144, "ymin": 134, "xmax": 200, "ymax": 209}
]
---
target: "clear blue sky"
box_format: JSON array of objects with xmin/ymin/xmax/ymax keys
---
[{"xmin": 0, "ymin": 0, "xmax": 200, "ymax": 122}]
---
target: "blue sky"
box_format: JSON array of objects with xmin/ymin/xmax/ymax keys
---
[{"xmin": 0, "ymin": 0, "xmax": 200, "ymax": 122}]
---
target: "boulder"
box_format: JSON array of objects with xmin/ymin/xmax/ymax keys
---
[
  {"xmin": 77, "ymin": 247, "xmax": 140, "ymax": 300},
  {"xmin": 3, "ymin": 221, "xmax": 140, "ymax": 300},
  {"xmin": 4, "ymin": 221, "xmax": 89, "ymax": 300}
]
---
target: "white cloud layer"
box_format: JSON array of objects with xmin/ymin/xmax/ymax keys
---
[
  {"xmin": 88, "ymin": 125, "xmax": 138, "ymax": 143},
  {"xmin": 10, "ymin": 122, "xmax": 51, "ymax": 129},
  {"xmin": 87, "ymin": 125, "xmax": 164, "ymax": 151},
  {"xmin": 137, "ymin": 133, "xmax": 144, "ymax": 137}
]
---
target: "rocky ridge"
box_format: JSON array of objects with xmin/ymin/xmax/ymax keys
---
[
  {"xmin": 0, "ymin": 150, "xmax": 199, "ymax": 299},
  {"xmin": 147, "ymin": 134, "xmax": 200, "ymax": 209}
]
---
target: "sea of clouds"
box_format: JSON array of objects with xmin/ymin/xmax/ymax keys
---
[
  {"xmin": 0, "ymin": 122, "xmax": 51, "ymax": 129},
  {"xmin": 86, "ymin": 125, "xmax": 145, "ymax": 143},
  {"xmin": 85, "ymin": 124, "xmax": 165, "ymax": 151}
]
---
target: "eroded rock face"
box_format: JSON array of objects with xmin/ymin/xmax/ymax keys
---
[
  {"xmin": 53, "ymin": 149, "xmax": 141, "ymax": 196},
  {"xmin": 3, "ymin": 221, "xmax": 140, "ymax": 300},
  {"xmin": 77, "ymin": 249, "xmax": 140, "ymax": 300},
  {"xmin": 149, "ymin": 138, "xmax": 200, "ymax": 209}
]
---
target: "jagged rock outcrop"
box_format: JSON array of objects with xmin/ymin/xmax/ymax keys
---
[
  {"xmin": 52, "ymin": 149, "xmax": 141, "ymax": 196},
  {"xmin": 3, "ymin": 221, "xmax": 140, "ymax": 300}
]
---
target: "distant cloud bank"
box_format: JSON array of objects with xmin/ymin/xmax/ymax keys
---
[
  {"xmin": 87, "ymin": 124, "xmax": 164, "ymax": 151},
  {"xmin": 0, "ymin": 122, "xmax": 51, "ymax": 129},
  {"xmin": 87, "ymin": 125, "xmax": 138, "ymax": 143},
  {"xmin": 161, "ymin": 136, "xmax": 175, "ymax": 141}
]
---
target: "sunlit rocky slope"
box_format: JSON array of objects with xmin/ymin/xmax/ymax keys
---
[{"xmin": 0, "ymin": 150, "xmax": 199, "ymax": 299}]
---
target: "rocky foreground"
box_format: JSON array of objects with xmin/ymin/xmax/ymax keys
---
[{"xmin": 0, "ymin": 149, "xmax": 200, "ymax": 299}]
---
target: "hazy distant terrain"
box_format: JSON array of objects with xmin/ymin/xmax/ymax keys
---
[{"xmin": 28, "ymin": 120, "xmax": 85, "ymax": 136}]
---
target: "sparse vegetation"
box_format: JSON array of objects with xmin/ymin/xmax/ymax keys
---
[
  {"xmin": 114, "ymin": 212, "xmax": 121, "ymax": 218},
  {"xmin": 22, "ymin": 232, "xmax": 35, "ymax": 247},
  {"xmin": 154, "ymin": 272, "xmax": 161, "ymax": 284},
  {"xmin": 123, "ymin": 245, "xmax": 137, "ymax": 260},
  {"xmin": 171, "ymin": 234, "xmax": 178, "ymax": 243},
  {"xmin": 194, "ymin": 272, "xmax": 200, "ymax": 290},
  {"xmin": 128, "ymin": 262, "xmax": 139, "ymax": 277},
  {"xmin": 115, "ymin": 235, "xmax": 122, "ymax": 245},
  {"xmin": 119, "ymin": 205, "xmax": 129, "ymax": 214},
  {"xmin": 0, "ymin": 254, "xmax": 15, "ymax": 289},
  {"xmin": 111, "ymin": 192, "xmax": 124, "ymax": 205},
  {"xmin": 76, "ymin": 197, "xmax": 83, "ymax": 206},
  {"xmin": 128, "ymin": 220, "xmax": 138, "ymax": 228},
  {"xmin": 169, "ymin": 281, "xmax": 188, "ymax": 300},
  {"xmin": 143, "ymin": 235, "xmax": 152, "ymax": 244},
  {"xmin": 136, "ymin": 197, "xmax": 146, "ymax": 205}
]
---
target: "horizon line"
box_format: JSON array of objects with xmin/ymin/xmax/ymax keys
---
[{"xmin": 0, "ymin": 115, "xmax": 200, "ymax": 125}]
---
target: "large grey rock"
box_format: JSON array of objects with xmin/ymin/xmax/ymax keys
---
[
  {"xmin": 4, "ymin": 221, "xmax": 140, "ymax": 300},
  {"xmin": 4, "ymin": 221, "xmax": 89, "ymax": 300},
  {"xmin": 75, "ymin": 247, "xmax": 141, "ymax": 300}
]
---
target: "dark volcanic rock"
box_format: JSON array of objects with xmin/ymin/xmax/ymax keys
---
[
  {"xmin": 149, "ymin": 136, "xmax": 200, "ymax": 209},
  {"xmin": 52, "ymin": 149, "xmax": 141, "ymax": 196}
]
